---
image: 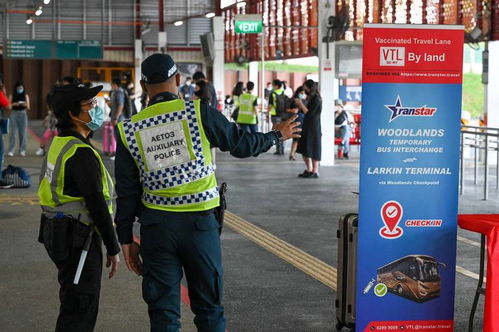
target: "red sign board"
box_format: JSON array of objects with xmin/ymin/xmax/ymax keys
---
[{"xmin": 362, "ymin": 25, "xmax": 464, "ymax": 85}]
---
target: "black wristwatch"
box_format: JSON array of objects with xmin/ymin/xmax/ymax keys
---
[{"xmin": 272, "ymin": 129, "xmax": 283, "ymax": 141}]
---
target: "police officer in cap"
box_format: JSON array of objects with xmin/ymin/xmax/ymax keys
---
[
  {"xmin": 115, "ymin": 54, "xmax": 300, "ymax": 331},
  {"xmin": 38, "ymin": 84, "xmax": 120, "ymax": 332}
]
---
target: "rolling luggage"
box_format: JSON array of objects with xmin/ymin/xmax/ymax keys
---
[
  {"xmin": 102, "ymin": 122, "xmax": 116, "ymax": 155},
  {"xmin": 336, "ymin": 213, "xmax": 358, "ymax": 330}
]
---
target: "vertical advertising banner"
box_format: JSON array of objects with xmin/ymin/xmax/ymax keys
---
[{"xmin": 356, "ymin": 25, "xmax": 464, "ymax": 331}]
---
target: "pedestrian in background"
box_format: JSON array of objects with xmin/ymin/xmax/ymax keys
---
[
  {"xmin": 296, "ymin": 79, "xmax": 322, "ymax": 178},
  {"xmin": 0, "ymin": 78, "xmax": 13, "ymax": 188},
  {"xmin": 36, "ymin": 93, "xmax": 58, "ymax": 156},
  {"xmin": 179, "ymin": 76, "xmax": 194, "ymax": 101},
  {"xmin": 7, "ymin": 81, "xmax": 30, "ymax": 157},
  {"xmin": 193, "ymin": 79, "xmax": 212, "ymax": 104},
  {"xmin": 269, "ymin": 79, "xmax": 287, "ymax": 155},
  {"xmin": 287, "ymin": 86, "xmax": 306, "ymax": 161},
  {"xmin": 230, "ymin": 81, "xmax": 244, "ymax": 121},
  {"xmin": 108, "ymin": 78, "xmax": 126, "ymax": 160},
  {"xmin": 236, "ymin": 81, "xmax": 259, "ymax": 134},
  {"xmin": 193, "ymin": 71, "xmax": 218, "ymax": 109},
  {"xmin": 335, "ymin": 101, "xmax": 355, "ymax": 160}
]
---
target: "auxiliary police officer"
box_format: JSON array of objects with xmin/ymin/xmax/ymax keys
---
[
  {"xmin": 38, "ymin": 84, "xmax": 120, "ymax": 332},
  {"xmin": 236, "ymin": 81, "xmax": 259, "ymax": 134},
  {"xmin": 114, "ymin": 54, "xmax": 300, "ymax": 332}
]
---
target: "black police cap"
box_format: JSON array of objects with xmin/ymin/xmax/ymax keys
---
[
  {"xmin": 141, "ymin": 53, "xmax": 178, "ymax": 84},
  {"xmin": 50, "ymin": 84, "xmax": 102, "ymax": 115}
]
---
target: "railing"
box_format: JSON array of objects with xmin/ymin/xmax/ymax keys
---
[{"xmin": 460, "ymin": 125, "xmax": 499, "ymax": 200}]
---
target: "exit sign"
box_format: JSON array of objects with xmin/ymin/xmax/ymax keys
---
[{"xmin": 234, "ymin": 15, "xmax": 262, "ymax": 34}]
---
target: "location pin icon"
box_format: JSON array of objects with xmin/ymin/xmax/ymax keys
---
[{"xmin": 380, "ymin": 201, "xmax": 403, "ymax": 233}]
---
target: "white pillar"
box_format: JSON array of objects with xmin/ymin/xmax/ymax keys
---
[
  {"xmin": 486, "ymin": 41, "xmax": 499, "ymax": 128},
  {"xmin": 318, "ymin": 0, "xmax": 336, "ymax": 166},
  {"xmin": 212, "ymin": 17, "xmax": 225, "ymax": 101},
  {"xmin": 248, "ymin": 61, "xmax": 259, "ymax": 95},
  {"xmin": 134, "ymin": 39, "xmax": 143, "ymax": 108}
]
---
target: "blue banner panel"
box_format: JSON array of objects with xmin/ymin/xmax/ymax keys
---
[{"xmin": 356, "ymin": 25, "xmax": 463, "ymax": 331}]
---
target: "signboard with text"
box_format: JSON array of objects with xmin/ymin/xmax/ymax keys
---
[
  {"xmin": 5, "ymin": 40, "xmax": 102, "ymax": 59},
  {"xmin": 356, "ymin": 24, "xmax": 463, "ymax": 331},
  {"xmin": 234, "ymin": 15, "xmax": 263, "ymax": 34}
]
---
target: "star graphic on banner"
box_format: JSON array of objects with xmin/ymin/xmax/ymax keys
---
[{"xmin": 385, "ymin": 95, "xmax": 403, "ymax": 122}]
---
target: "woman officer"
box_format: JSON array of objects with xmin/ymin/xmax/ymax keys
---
[{"xmin": 38, "ymin": 84, "xmax": 120, "ymax": 332}]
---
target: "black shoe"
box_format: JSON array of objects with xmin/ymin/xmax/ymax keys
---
[
  {"xmin": 344, "ymin": 153, "xmax": 349, "ymax": 160},
  {"xmin": 298, "ymin": 171, "xmax": 311, "ymax": 178},
  {"xmin": 0, "ymin": 180, "xmax": 14, "ymax": 189},
  {"xmin": 309, "ymin": 173, "xmax": 319, "ymax": 178}
]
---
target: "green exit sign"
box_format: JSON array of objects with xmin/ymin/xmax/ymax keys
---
[{"xmin": 234, "ymin": 15, "xmax": 262, "ymax": 34}]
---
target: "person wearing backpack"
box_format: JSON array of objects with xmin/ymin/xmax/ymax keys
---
[
  {"xmin": 269, "ymin": 79, "xmax": 288, "ymax": 155},
  {"xmin": 0, "ymin": 78, "xmax": 13, "ymax": 188},
  {"xmin": 335, "ymin": 100, "xmax": 354, "ymax": 160},
  {"xmin": 236, "ymin": 81, "xmax": 259, "ymax": 134}
]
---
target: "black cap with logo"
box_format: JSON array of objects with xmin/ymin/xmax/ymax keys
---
[
  {"xmin": 50, "ymin": 84, "xmax": 102, "ymax": 115},
  {"xmin": 141, "ymin": 53, "xmax": 178, "ymax": 84}
]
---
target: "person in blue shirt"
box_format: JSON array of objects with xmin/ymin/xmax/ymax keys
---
[{"xmin": 114, "ymin": 53, "xmax": 300, "ymax": 332}]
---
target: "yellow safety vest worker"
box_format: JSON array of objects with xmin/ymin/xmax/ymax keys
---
[
  {"xmin": 236, "ymin": 93, "xmax": 257, "ymax": 125},
  {"xmin": 270, "ymin": 88, "xmax": 284, "ymax": 116},
  {"xmin": 38, "ymin": 136, "xmax": 114, "ymax": 225},
  {"xmin": 118, "ymin": 99, "xmax": 219, "ymax": 212}
]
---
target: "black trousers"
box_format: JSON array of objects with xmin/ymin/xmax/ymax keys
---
[{"xmin": 53, "ymin": 231, "xmax": 103, "ymax": 332}]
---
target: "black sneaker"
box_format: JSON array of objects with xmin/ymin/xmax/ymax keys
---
[
  {"xmin": 298, "ymin": 170, "xmax": 311, "ymax": 178},
  {"xmin": 309, "ymin": 173, "xmax": 319, "ymax": 178},
  {"xmin": 0, "ymin": 180, "xmax": 14, "ymax": 189}
]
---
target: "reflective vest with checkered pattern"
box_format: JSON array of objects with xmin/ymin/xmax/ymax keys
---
[{"xmin": 118, "ymin": 99, "xmax": 219, "ymax": 212}]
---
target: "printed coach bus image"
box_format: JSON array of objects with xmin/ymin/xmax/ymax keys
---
[{"xmin": 377, "ymin": 255, "xmax": 446, "ymax": 303}]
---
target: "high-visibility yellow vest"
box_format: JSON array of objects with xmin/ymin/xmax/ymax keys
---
[
  {"xmin": 118, "ymin": 99, "xmax": 219, "ymax": 212},
  {"xmin": 38, "ymin": 136, "xmax": 114, "ymax": 225},
  {"xmin": 233, "ymin": 95, "xmax": 240, "ymax": 107},
  {"xmin": 236, "ymin": 93, "xmax": 257, "ymax": 125},
  {"xmin": 270, "ymin": 88, "xmax": 284, "ymax": 116}
]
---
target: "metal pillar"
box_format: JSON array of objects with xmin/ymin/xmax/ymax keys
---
[{"xmin": 318, "ymin": 0, "xmax": 336, "ymax": 166}]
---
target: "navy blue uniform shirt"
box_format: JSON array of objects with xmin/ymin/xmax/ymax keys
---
[{"xmin": 115, "ymin": 91, "xmax": 280, "ymax": 244}]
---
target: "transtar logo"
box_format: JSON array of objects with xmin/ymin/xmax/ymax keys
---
[{"xmin": 385, "ymin": 96, "xmax": 437, "ymax": 122}]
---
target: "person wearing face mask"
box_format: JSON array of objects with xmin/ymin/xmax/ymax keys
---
[
  {"xmin": 7, "ymin": 81, "xmax": 30, "ymax": 156},
  {"xmin": 179, "ymin": 76, "xmax": 194, "ymax": 101},
  {"xmin": 37, "ymin": 84, "xmax": 120, "ymax": 332},
  {"xmin": 295, "ymin": 79, "xmax": 322, "ymax": 178},
  {"xmin": 114, "ymin": 54, "xmax": 301, "ymax": 332},
  {"xmin": 286, "ymin": 86, "xmax": 307, "ymax": 160}
]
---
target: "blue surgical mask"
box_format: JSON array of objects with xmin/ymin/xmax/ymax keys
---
[
  {"xmin": 299, "ymin": 94, "xmax": 306, "ymax": 100},
  {"xmin": 85, "ymin": 106, "xmax": 105, "ymax": 131},
  {"xmin": 16, "ymin": 87, "xmax": 24, "ymax": 94}
]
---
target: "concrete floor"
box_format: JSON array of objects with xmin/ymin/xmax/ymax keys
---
[{"xmin": 0, "ymin": 121, "xmax": 496, "ymax": 331}]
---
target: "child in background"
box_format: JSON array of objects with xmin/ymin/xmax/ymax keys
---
[{"xmin": 36, "ymin": 93, "xmax": 58, "ymax": 156}]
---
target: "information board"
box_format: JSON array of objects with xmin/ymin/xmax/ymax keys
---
[
  {"xmin": 5, "ymin": 40, "xmax": 102, "ymax": 60},
  {"xmin": 356, "ymin": 24, "xmax": 464, "ymax": 332}
]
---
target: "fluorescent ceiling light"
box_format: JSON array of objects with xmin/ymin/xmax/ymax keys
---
[
  {"xmin": 35, "ymin": 6, "xmax": 43, "ymax": 16},
  {"xmin": 26, "ymin": 16, "xmax": 33, "ymax": 24},
  {"xmin": 174, "ymin": 20, "xmax": 183, "ymax": 26},
  {"xmin": 205, "ymin": 12, "xmax": 215, "ymax": 18},
  {"xmin": 43, "ymin": 0, "xmax": 51, "ymax": 4}
]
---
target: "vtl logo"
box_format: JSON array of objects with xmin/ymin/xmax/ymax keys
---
[{"xmin": 380, "ymin": 47, "xmax": 405, "ymax": 66}]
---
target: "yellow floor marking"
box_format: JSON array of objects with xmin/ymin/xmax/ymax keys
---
[
  {"xmin": 225, "ymin": 211, "xmax": 337, "ymax": 291},
  {"xmin": 0, "ymin": 194, "xmax": 39, "ymax": 206}
]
